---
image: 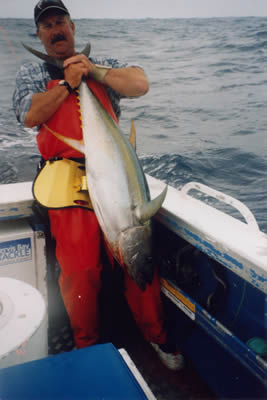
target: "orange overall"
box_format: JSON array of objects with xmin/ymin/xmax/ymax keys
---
[{"xmin": 37, "ymin": 79, "xmax": 167, "ymax": 348}]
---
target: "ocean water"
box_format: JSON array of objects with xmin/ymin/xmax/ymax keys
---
[{"xmin": 0, "ymin": 17, "xmax": 266, "ymax": 232}]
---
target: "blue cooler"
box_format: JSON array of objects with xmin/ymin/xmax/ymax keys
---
[{"xmin": 0, "ymin": 343, "xmax": 154, "ymax": 399}]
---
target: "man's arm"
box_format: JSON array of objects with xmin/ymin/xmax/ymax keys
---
[
  {"xmin": 24, "ymin": 55, "xmax": 149, "ymax": 128},
  {"xmin": 103, "ymin": 66, "xmax": 149, "ymax": 97},
  {"xmin": 24, "ymin": 86, "xmax": 69, "ymax": 128},
  {"xmin": 24, "ymin": 62, "xmax": 85, "ymax": 128}
]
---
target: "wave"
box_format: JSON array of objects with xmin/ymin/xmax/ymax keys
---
[
  {"xmin": 255, "ymin": 30, "xmax": 267, "ymax": 38},
  {"xmin": 221, "ymin": 41, "xmax": 267, "ymax": 52},
  {"xmin": 141, "ymin": 150, "xmax": 267, "ymax": 232}
]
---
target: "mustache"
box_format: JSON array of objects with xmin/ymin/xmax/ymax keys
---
[{"xmin": 51, "ymin": 34, "xmax": 66, "ymax": 44}]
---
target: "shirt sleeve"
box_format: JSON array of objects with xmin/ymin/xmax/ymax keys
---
[{"xmin": 12, "ymin": 62, "xmax": 47, "ymax": 124}]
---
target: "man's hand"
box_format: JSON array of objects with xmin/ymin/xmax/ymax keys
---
[
  {"xmin": 63, "ymin": 62, "xmax": 85, "ymax": 90},
  {"xmin": 64, "ymin": 54, "xmax": 94, "ymax": 86},
  {"xmin": 63, "ymin": 55, "xmax": 90, "ymax": 89},
  {"xmin": 64, "ymin": 54, "xmax": 110, "ymax": 85}
]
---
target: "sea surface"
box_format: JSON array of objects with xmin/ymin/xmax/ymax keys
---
[{"xmin": 0, "ymin": 17, "xmax": 266, "ymax": 232}]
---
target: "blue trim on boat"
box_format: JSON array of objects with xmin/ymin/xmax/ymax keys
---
[{"xmin": 161, "ymin": 278, "xmax": 266, "ymax": 386}]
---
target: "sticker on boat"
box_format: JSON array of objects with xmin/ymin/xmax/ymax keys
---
[
  {"xmin": 0, "ymin": 238, "xmax": 32, "ymax": 265},
  {"xmin": 161, "ymin": 278, "xmax": 196, "ymax": 320}
]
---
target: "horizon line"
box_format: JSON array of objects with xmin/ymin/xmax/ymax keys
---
[{"xmin": 0, "ymin": 15, "xmax": 266, "ymax": 20}]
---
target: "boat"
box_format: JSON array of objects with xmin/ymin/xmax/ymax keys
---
[{"xmin": 0, "ymin": 176, "xmax": 266, "ymax": 399}]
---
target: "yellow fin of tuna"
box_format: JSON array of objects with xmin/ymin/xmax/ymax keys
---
[
  {"xmin": 135, "ymin": 185, "xmax": 168, "ymax": 223},
  {"xmin": 43, "ymin": 123, "xmax": 85, "ymax": 154},
  {"xmin": 129, "ymin": 120, "xmax": 136, "ymax": 151}
]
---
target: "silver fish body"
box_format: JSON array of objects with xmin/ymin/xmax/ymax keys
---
[{"xmin": 78, "ymin": 81, "xmax": 160, "ymax": 290}]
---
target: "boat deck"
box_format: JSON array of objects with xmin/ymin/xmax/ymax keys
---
[
  {"xmin": 47, "ymin": 260, "xmax": 216, "ymax": 400},
  {"xmin": 2, "ymin": 181, "xmax": 266, "ymax": 398}
]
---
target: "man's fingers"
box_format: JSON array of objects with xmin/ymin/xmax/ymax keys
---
[{"xmin": 64, "ymin": 54, "xmax": 89, "ymax": 69}]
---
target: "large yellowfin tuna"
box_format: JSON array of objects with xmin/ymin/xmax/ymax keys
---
[{"xmin": 23, "ymin": 43, "xmax": 167, "ymax": 291}]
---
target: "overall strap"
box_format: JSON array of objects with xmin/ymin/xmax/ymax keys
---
[{"xmin": 44, "ymin": 62, "xmax": 64, "ymax": 80}]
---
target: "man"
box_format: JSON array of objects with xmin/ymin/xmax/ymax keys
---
[{"xmin": 13, "ymin": 0, "xmax": 183, "ymax": 370}]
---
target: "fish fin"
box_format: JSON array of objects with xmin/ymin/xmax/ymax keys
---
[
  {"xmin": 129, "ymin": 120, "xmax": 136, "ymax": 150},
  {"xmin": 135, "ymin": 185, "xmax": 168, "ymax": 223},
  {"xmin": 22, "ymin": 42, "xmax": 64, "ymax": 69},
  {"xmin": 43, "ymin": 123, "xmax": 85, "ymax": 154},
  {"xmin": 80, "ymin": 43, "xmax": 91, "ymax": 57},
  {"xmin": 22, "ymin": 42, "xmax": 91, "ymax": 68}
]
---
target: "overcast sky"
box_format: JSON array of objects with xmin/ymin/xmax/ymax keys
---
[{"xmin": 1, "ymin": 0, "xmax": 267, "ymax": 19}]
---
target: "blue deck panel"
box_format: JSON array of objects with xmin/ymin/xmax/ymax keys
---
[{"xmin": 0, "ymin": 343, "xmax": 148, "ymax": 399}]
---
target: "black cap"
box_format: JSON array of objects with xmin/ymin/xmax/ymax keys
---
[{"xmin": 34, "ymin": 0, "xmax": 70, "ymax": 26}]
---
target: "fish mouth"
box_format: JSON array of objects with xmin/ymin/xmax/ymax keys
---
[{"xmin": 118, "ymin": 227, "xmax": 154, "ymax": 291}]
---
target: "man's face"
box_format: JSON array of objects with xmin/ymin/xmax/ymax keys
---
[{"xmin": 37, "ymin": 12, "xmax": 75, "ymax": 59}]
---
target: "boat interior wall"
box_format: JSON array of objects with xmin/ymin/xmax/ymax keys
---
[
  {"xmin": 0, "ymin": 182, "xmax": 33, "ymax": 221},
  {"xmin": 147, "ymin": 175, "xmax": 267, "ymax": 294},
  {"xmin": 156, "ymin": 223, "xmax": 265, "ymax": 342},
  {"xmin": 155, "ymin": 223, "xmax": 266, "ymax": 397}
]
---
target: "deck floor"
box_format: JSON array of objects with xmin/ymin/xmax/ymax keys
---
[{"xmin": 47, "ymin": 267, "xmax": 216, "ymax": 400}]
